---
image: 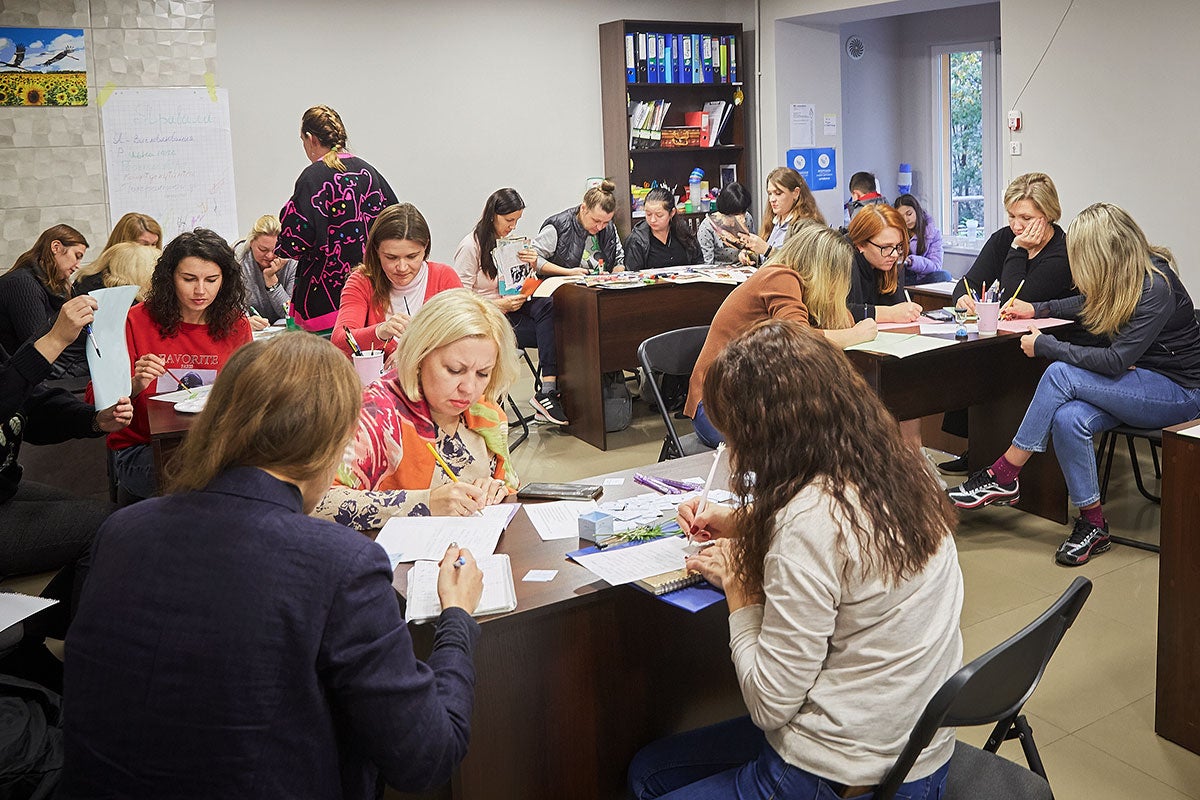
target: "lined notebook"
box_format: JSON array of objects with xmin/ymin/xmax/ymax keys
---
[
  {"xmin": 404, "ymin": 554, "xmax": 517, "ymax": 623},
  {"xmin": 635, "ymin": 568, "xmax": 704, "ymax": 596}
]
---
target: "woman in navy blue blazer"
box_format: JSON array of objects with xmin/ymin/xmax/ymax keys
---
[{"xmin": 62, "ymin": 332, "xmax": 485, "ymax": 799}]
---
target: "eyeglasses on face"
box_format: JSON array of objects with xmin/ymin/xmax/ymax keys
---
[{"xmin": 867, "ymin": 241, "xmax": 905, "ymax": 257}]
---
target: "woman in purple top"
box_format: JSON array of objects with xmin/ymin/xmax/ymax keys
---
[
  {"xmin": 278, "ymin": 105, "xmax": 398, "ymax": 333},
  {"xmin": 895, "ymin": 194, "xmax": 951, "ymax": 285}
]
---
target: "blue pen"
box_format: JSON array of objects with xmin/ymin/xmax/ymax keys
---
[
  {"xmin": 453, "ymin": 556, "xmax": 466, "ymax": 569},
  {"xmin": 86, "ymin": 323, "xmax": 101, "ymax": 358}
]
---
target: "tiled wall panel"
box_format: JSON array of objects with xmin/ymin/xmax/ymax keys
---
[
  {"xmin": 89, "ymin": 0, "xmax": 214, "ymax": 30},
  {"xmin": 1, "ymin": 205, "xmax": 111, "ymax": 265},
  {"xmin": 90, "ymin": 29, "xmax": 216, "ymax": 87},
  {"xmin": 0, "ymin": 0, "xmax": 90, "ymax": 29},
  {"xmin": 0, "ymin": 146, "xmax": 105, "ymax": 207}
]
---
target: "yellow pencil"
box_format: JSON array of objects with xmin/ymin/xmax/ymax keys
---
[
  {"xmin": 1003, "ymin": 279, "xmax": 1026, "ymax": 311},
  {"xmin": 426, "ymin": 442, "xmax": 459, "ymax": 482}
]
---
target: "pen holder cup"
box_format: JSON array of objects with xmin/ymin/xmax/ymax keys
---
[
  {"xmin": 353, "ymin": 350, "xmax": 385, "ymax": 386},
  {"xmin": 976, "ymin": 302, "xmax": 1000, "ymax": 336}
]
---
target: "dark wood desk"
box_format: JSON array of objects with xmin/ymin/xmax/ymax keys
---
[
  {"xmin": 146, "ymin": 398, "xmax": 195, "ymax": 488},
  {"xmin": 553, "ymin": 281, "xmax": 736, "ymax": 450},
  {"xmin": 394, "ymin": 452, "xmax": 744, "ymax": 800},
  {"xmin": 1155, "ymin": 421, "xmax": 1200, "ymax": 756},
  {"xmin": 907, "ymin": 284, "xmax": 955, "ymax": 313},
  {"xmin": 845, "ymin": 328, "xmax": 1067, "ymax": 523}
]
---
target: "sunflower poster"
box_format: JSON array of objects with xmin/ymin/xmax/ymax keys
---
[{"xmin": 0, "ymin": 28, "xmax": 88, "ymax": 107}]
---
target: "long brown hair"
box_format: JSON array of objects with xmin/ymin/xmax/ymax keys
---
[
  {"xmin": 11, "ymin": 224, "xmax": 88, "ymax": 298},
  {"xmin": 704, "ymin": 320, "xmax": 956, "ymax": 591},
  {"xmin": 759, "ymin": 167, "xmax": 825, "ymax": 243},
  {"xmin": 358, "ymin": 203, "xmax": 432, "ymax": 316},
  {"xmin": 168, "ymin": 332, "xmax": 361, "ymax": 492},
  {"xmin": 847, "ymin": 204, "xmax": 908, "ymax": 296}
]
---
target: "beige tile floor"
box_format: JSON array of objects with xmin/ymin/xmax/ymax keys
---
[{"xmin": 509, "ymin": 382, "xmax": 1200, "ymax": 800}]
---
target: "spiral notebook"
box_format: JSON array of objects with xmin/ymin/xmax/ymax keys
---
[
  {"xmin": 404, "ymin": 554, "xmax": 517, "ymax": 623},
  {"xmin": 635, "ymin": 568, "xmax": 704, "ymax": 596}
]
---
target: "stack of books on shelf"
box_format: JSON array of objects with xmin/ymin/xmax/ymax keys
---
[
  {"xmin": 624, "ymin": 31, "xmax": 738, "ymax": 84},
  {"xmin": 629, "ymin": 98, "xmax": 734, "ymax": 149},
  {"xmin": 629, "ymin": 99, "xmax": 670, "ymax": 149}
]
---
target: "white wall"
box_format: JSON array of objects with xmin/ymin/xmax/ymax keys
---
[
  {"xmin": 839, "ymin": 16, "xmax": 903, "ymax": 207},
  {"xmin": 1001, "ymin": 0, "xmax": 1200, "ymax": 287},
  {"xmin": 216, "ymin": 0, "xmax": 741, "ymax": 263},
  {"xmin": 773, "ymin": 19, "xmax": 845, "ymax": 224}
]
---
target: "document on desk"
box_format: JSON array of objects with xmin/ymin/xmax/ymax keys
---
[
  {"xmin": 571, "ymin": 535, "xmax": 692, "ymax": 586},
  {"xmin": 845, "ymin": 332, "xmax": 958, "ymax": 358},
  {"xmin": 0, "ymin": 592, "xmax": 57, "ymax": 632},
  {"xmin": 531, "ymin": 276, "xmax": 584, "ymax": 298},
  {"xmin": 914, "ymin": 280, "xmax": 957, "ymax": 296},
  {"xmin": 996, "ymin": 317, "xmax": 1072, "ymax": 333},
  {"xmin": 405, "ymin": 554, "xmax": 517, "ymax": 623},
  {"xmin": 524, "ymin": 500, "xmax": 598, "ymax": 540},
  {"xmin": 375, "ymin": 515, "xmax": 507, "ymax": 565}
]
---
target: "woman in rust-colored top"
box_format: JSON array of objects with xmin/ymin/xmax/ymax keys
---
[{"xmin": 687, "ymin": 223, "xmax": 875, "ymax": 447}]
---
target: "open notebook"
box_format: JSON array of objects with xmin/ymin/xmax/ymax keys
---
[{"xmin": 404, "ymin": 554, "xmax": 517, "ymax": 623}]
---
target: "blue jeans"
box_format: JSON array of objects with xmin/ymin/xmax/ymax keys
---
[
  {"xmin": 692, "ymin": 401, "xmax": 725, "ymax": 449},
  {"xmin": 903, "ymin": 268, "xmax": 953, "ymax": 286},
  {"xmin": 629, "ymin": 716, "xmax": 949, "ymax": 800},
  {"xmin": 112, "ymin": 444, "xmax": 158, "ymax": 499},
  {"xmin": 1011, "ymin": 362, "xmax": 1200, "ymax": 508},
  {"xmin": 507, "ymin": 296, "xmax": 557, "ymax": 378}
]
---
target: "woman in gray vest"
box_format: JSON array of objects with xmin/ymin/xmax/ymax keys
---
[{"xmin": 530, "ymin": 180, "xmax": 626, "ymax": 275}]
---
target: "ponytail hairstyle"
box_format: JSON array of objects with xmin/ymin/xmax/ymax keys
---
[
  {"xmin": 894, "ymin": 194, "xmax": 928, "ymax": 257},
  {"xmin": 473, "ymin": 188, "xmax": 526, "ymax": 280},
  {"xmin": 644, "ymin": 187, "xmax": 699, "ymax": 256},
  {"xmin": 582, "ymin": 179, "xmax": 618, "ymax": 214},
  {"xmin": 301, "ymin": 105, "xmax": 349, "ymax": 172},
  {"xmin": 11, "ymin": 224, "xmax": 88, "ymax": 299}
]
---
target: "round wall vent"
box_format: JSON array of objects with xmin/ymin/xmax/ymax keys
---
[{"xmin": 845, "ymin": 35, "xmax": 866, "ymax": 61}]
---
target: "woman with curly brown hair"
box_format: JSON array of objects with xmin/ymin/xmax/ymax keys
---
[
  {"xmin": 106, "ymin": 228, "xmax": 252, "ymax": 499},
  {"xmin": 629, "ymin": 320, "xmax": 963, "ymax": 800}
]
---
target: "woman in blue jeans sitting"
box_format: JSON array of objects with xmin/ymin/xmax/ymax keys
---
[
  {"xmin": 948, "ymin": 203, "xmax": 1200, "ymax": 565},
  {"xmin": 630, "ymin": 320, "xmax": 963, "ymax": 800}
]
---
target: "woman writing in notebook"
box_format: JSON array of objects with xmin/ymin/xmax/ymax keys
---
[
  {"xmin": 695, "ymin": 182, "xmax": 755, "ymax": 266},
  {"xmin": 685, "ymin": 223, "xmax": 876, "ymax": 448},
  {"xmin": 64, "ymin": 332, "xmax": 485, "ymax": 797},
  {"xmin": 845, "ymin": 204, "xmax": 923, "ymax": 323},
  {"xmin": 107, "ymin": 229, "xmax": 252, "ymax": 500},
  {"xmin": 316, "ymin": 289, "xmax": 519, "ymax": 529},
  {"xmin": 623, "ymin": 187, "xmax": 703, "ymax": 270},
  {"xmin": 531, "ymin": 180, "xmax": 626, "ymax": 274},
  {"xmin": 948, "ymin": 203, "xmax": 1200, "ymax": 566},
  {"xmin": 734, "ymin": 167, "xmax": 824, "ymax": 265},
  {"xmin": 334, "ymin": 203, "xmax": 461, "ymax": 359},
  {"xmin": 631, "ymin": 320, "xmax": 963, "ymax": 800},
  {"xmin": 454, "ymin": 188, "xmax": 568, "ymax": 426},
  {"xmin": 894, "ymin": 194, "xmax": 951, "ymax": 285}
]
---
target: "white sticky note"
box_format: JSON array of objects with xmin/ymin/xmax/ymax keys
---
[
  {"xmin": 522, "ymin": 569, "xmax": 558, "ymax": 582},
  {"xmin": 603, "ymin": 477, "xmax": 625, "ymax": 486}
]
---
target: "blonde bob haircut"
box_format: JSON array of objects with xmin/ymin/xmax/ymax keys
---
[
  {"xmin": 246, "ymin": 214, "xmax": 282, "ymax": 243},
  {"xmin": 391, "ymin": 288, "xmax": 519, "ymax": 407},
  {"xmin": 1067, "ymin": 202, "xmax": 1175, "ymax": 338},
  {"xmin": 847, "ymin": 203, "xmax": 908, "ymax": 297},
  {"xmin": 1003, "ymin": 172, "xmax": 1062, "ymax": 224},
  {"xmin": 764, "ymin": 221, "xmax": 855, "ymax": 331},
  {"xmin": 168, "ymin": 332, "xmax": 362, "ymax": 493},
  {"xmin": 73, "ymin": 242, "xmax": 158, "ymax": 301}
]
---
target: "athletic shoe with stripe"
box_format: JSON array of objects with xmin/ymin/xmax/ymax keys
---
[
  {"xmin": 946, "ymin": 468, "xmax": 1020, "ymax": 509},
  {"xmin": 530, "ymin": 391, "xmax": 569, "ymax": 426},
  {"xmin": 1055, "ymin": 517, "xmax": 1111, "ymax": 566}
]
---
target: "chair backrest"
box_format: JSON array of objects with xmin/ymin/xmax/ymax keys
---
[
  {"xmin": 637, "ymin": 326, "xmax": 710, "ymax": 457},
  {"xmin": 874, "ymin": 576, "xmax": 1092, "ymax": 799}
]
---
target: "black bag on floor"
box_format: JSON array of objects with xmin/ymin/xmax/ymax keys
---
[
  {"xmin": 0, "ymin": 674, "xmax": 62, "ymax": 800},
  {"xmin": 602, "ymin": 371, "xmax": 632, "ymax": 432}
]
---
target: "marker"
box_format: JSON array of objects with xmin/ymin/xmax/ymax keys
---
[
  {"xmin": 453, "ymin": 556, "xmax": 466, "ymax": 569},
  {"xmin": 402, "ymin": 296, "xmax": 411, "ymax": 315},
  {"xmin": 689, "ymin": 442, "xmax": 726, "ymax": 539},
  {"xmin": 86, "ymin": 323, "xmax": 101, "ymax": 358},
  {"xmin": 342, "ymin": 325, "xmax": 363, "ymax": 356},
  {"xmin": 249, "ymin": 305, "xmax": 262, "ymax": 318}
]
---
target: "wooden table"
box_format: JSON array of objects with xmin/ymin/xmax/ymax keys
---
[
  {"xmin": 393, "ymin": 452, "xmax": 743, "ymax": 800},
  {"xmin": 553, "ymin": 281, "xmax": 736, "ymax": 450},
  {"xmin": 907, "ymin": 284, "xmax": 955, "ymax": 313},
  {"xmin": 146, "ymin": 398, "xmax": 196, "ymax": 489},
  {"xmin": 845, "ymin": 326, "xmax": 1067, "ymax": 523},
  {"xmin": 1155, "ymin": 421, "xmax": 1200, "ymax": 755}
]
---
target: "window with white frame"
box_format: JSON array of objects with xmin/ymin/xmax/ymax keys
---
[{"xmin": 932, "ymin": 41, "xmax": 1000, "ymax": 246}]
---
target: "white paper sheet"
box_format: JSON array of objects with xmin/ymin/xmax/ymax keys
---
[
  {"xmin": 405, "ymin": 554, "xmax": 517, "ymax": 622},
  {"xmin": 845, "ymin": 332, "xmax": 959, "ymax": 358},
  {"xmin": 523, "ymin": 500, "xmax": 598, "ymax": 540},
  {"xmin": 375, "ymin": 515, "xmax": 506, "ymax": 566},
  {"xmin": 522, "ymin": 569, "xmax": 558, "ymax": 582},
  {"xmin": 571, "ymin": 535, "xmax": 693, "ymax": 586},
  {"xmin": 85, "ymin": 285, "xmax": 139, "ymax": 409},
  {"xmin": 0, "ymin": 593, "xmax": 57, "ymax": 632},
  {"xmin": 150, "ymin": 383, "xmax": 214, "ymax": 404}
]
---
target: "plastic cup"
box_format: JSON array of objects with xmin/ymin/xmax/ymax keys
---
[
  {"xmin": 353, "ymin": 350, "xmax": 385, "ymax": 386},
  {"xmin": 966, "ymin": 219, "xmax": 980, "ymax": 239},
  {"xmin": 976, "ymin": 301, "xmax": 1000, "ymax": 336}
]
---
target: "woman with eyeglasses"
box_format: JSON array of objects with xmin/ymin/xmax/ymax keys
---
[{"xmin": 846, "ymin": 205, "xmax": 922, "ymax": 323}]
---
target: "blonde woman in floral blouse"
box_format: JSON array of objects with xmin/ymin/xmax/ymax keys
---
[{"xmin": 315, "ymin": 289, "xmax": 519, "ymax": 529}]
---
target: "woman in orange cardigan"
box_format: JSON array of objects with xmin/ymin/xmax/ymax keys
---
[
  {"xmin": 316, "ymin": 289, "xmax": 519, "ymax": 528},
  {"xmin": 333, "ymin": 203, "xmax": 461, "ymax": 358}
]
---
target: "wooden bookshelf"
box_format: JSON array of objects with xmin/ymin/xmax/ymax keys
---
[{"xmin": 599, "ymin": 20, "xmax": 750, "ymax": 239}]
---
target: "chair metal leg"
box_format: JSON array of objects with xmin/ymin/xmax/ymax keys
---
[
  {"xmin": 1011, "ymin": 715, "xmax": 1049, "ymax": 783},
  {"xmin": 506, "ymin": 395, "xmax": 530, "ymax": 451},
  {"xmin": 1150, "ymin": 440, "xmax": 1162, "ymax": 479},
  {"xmin": 1125, "ymin": 434, "xmax": 1161, "ymax": 504}
]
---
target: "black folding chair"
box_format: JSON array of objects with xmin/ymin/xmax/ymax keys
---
[
  {"xmin": 637, "ymin": 326, "xmax": 714, "ymax": 461},
  {"xmin": 875, "ymin": 577, "xmax": 1093, "ymax": 800}
]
